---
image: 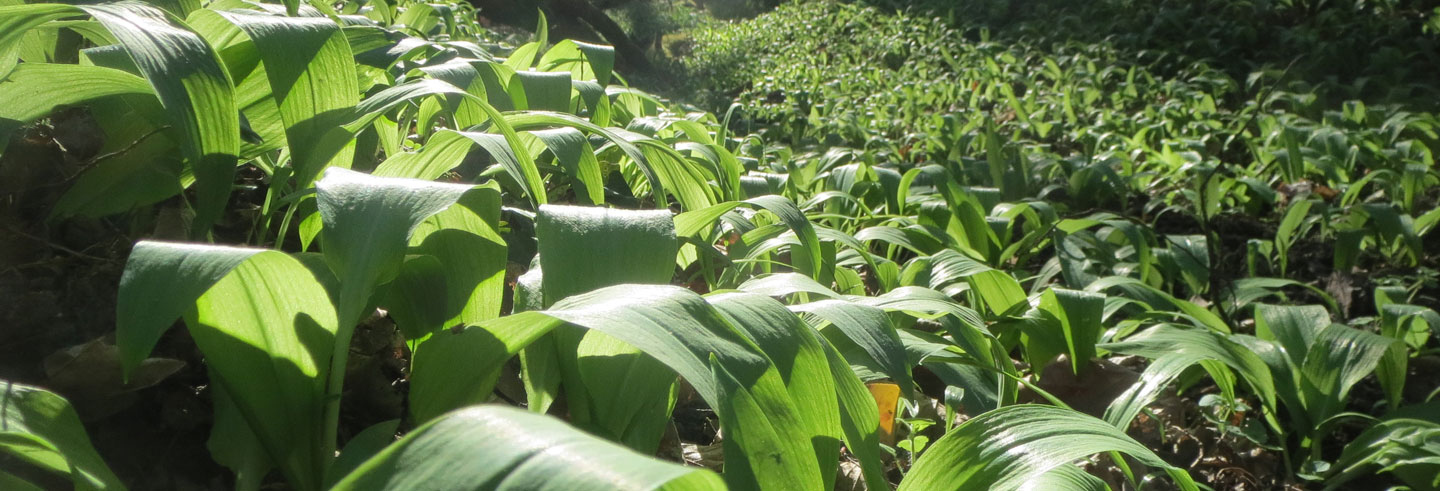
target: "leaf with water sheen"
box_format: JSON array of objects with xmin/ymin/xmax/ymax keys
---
[
  {"xmin": 333, "ymin": 405, "xmax": 723, "ymax": 490},
  {"xmin": 899, "ymin": 405, "xmax": 1196, "ymax": 490}
]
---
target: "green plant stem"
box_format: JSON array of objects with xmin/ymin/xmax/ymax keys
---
[
  {"xmin": 320, "ymin": 287, "xmax": 372, "ymax": 474},
  {"xmin": 320, "ymin": 323, "xmax": 354, "ymax": 472},
  {"xmin": 250, "ymin": 162, "xmax": 286, "ymax": 245},
  {"xmin": 273, "ymin": 201, "xmax": 300, "ymax": 250},
  {"xmin": 1199, "ymin": 57, "xmax": 1300, "ymax": 325}
]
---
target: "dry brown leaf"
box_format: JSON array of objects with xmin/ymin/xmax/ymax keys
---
[{"xmin": 43, "ymin": 336, "xmax": 185, "ymax": 420}]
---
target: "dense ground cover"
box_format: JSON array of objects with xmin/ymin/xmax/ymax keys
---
[{"xmin": 1, "ymin": 0, "xmax": 1437, "ymax": 490}]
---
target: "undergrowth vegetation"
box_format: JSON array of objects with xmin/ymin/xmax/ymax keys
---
[{"xmin": 0, "ymin": 0, "xmax": 1437, "ymax": 490}]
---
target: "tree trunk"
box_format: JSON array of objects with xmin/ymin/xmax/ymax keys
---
[{"xmin": 469, "ymin": 0, "xmax": 652, "ymax": 73}]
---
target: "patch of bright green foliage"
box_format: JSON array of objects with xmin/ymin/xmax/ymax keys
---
[{"xmin": 0, "ymin": 0, "xmax": 1436, "ymax": 489}]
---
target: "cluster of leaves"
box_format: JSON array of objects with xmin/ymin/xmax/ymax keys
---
[
  {"xmin": 952, "ymin": 0, "xmax": 1440, "ymax": 103},
  {"xmin": 682, "ymin": 1, "xmax": 1440, "ymax": 289},
  {"xmin": 1, "ymin": 0, "xmax": 1437, "ymax": 491}
]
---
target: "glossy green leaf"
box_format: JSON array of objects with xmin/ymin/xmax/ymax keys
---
[
  {"xmin": 1101, "ymin": 325, "xmax": 1277, "ymax": 430},
  {"xmin": 408, "ymin": 314, "xmax": 558, "ymax": 424},
  {"xmin": 745, "ymin": 195, "xmax": 825, "ymax": 280},
  {"xmin": 3, "ymin": 4, "xmax": 235, "ymax": 232},
  {"xmin": 539, "ymin": 39, "xmax": 615, "ymax": 86},
  {"xmin": 510, "ymin": 70, "xmax": 573, "ymax": 112},
  {"xmin": 315, "ymin": 167, "xmax": 475, "ymax": 328},
  {"xmin": 790, "ymin": 299, "xmax": 914, "ymax": 397},
  {"xmin": 738, "ymin": 272, "xmax": 840, "ymax": 299},
  {"xmin": 708, "ymin": 292, "xmax": 842, "ymax": 490},
  {"xmin": 0, "ymin": 381, "xmax": 122, "ymax": 490},
  {"xmin": 1376, "ymin": 304, "xmax": 1440, "ymax": 409},
  {"xmin": 117, "ymin": 242, "xmax": 337, "ymax": 490},
  {"xmin": 1038, "ymin": 288, "xmax": 1104, "ymax": 374},
  {"xmin": 1299, "ymin": 324, "xmax": 1397, "ymax": 432},
  {"xmin": 0, "ymin": 63, "xmax": 152, "ymax": 146},
  {"xmin": 899, "ymin": 405, "xmax": 1196, "ymax": 491},
  {"xmin": 1254, "ymin": 303, "xmax": 1329, "ymax": 364},
  {"xmin": 1328, "ymin": 405, "xmax": 1440, "ymax": 490},
  {"xmin": 189, "ymin": 257, "xmax": 338, "ymax": 491},
  {"xmin": 927, "ymin": 249, "xmax": 1026, "ymax": 316},
  {"xmin": 333, "ymin": 405, "xmax": 723, "ymax": 490},
  {"xmin": 116, "ymin": 241, "xmax": 263, "ymax": 376},
  {"xmin": 529, "ymin": 128, "xmax": 604, "ymax": 205},
  {"xmin": 193, "ymin": 9, "xmax": 359, "ymax": 189},
  {"xmin": 82, "ymin": 2, "xmax": 239, "ymax": 237}
]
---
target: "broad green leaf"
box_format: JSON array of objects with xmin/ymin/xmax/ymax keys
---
[
  {"xmin": 1227, "ymin": 278, "xmax": 1339, "ymax": 314},
  {"xmin": 738, "ymin": 272, "xmax": 840, "ymax": 299},
  {"xmin": 408, "ymin": 183, "xmax": 507, "ymax": 328},
  {"xmin": 1086, "ymin": 276, "xmax": 1229, "ymax": 333},
  {"xmin": 1254, "ymin": 303, "xmax": 1330, "ymax": 363},
  {"xmin": 208, "ymin": 386, "xmax": 270, "ymax": 490},
  {"xmin": 514, "ymin": 269, "xmax": 561, "ymax": 414},
  {"xmin": 708, "ymin": 292, "xmax": 842, "ymax": 490},
  {"xmin": 790, "ymin": 299, "xmax": 915, "ymax": 397},
  {"xmin": 503, "ymin": 112, "xmax": 703, "ymax": 209},
  {"xmin": 0, "ymin": 63, "xmax": 152, "ymax": 147},
  {"xmin": 333, "ymin": 405, "xmax": 723, "ymax": 490},
  {"xmin": 927, "ymin": 249, "xmax": 1026, "ymax": 316},
  {"xmin": 81, "ymin": 2, "xmax": 239, "ymax": 237},
  {"xmin": 818, "ymin": 334, "xmax": 888, "ymax": 491},
  {"xmin": 536, "ymin": 204, "xmax": 678, "ymax": 304},
  {"xmin": 855, "ymin": 225, "xmax": 948, "ymax": 256},
  {"xmin": 428, "ymin": 285, "xmax": 824, "ymax": 488},
  {"xmin": 338, "ymin": 79, "xmax": 546, "ymax": 206},
  {"xmin": 315, "ymin": 168, "xmax": 476, "ymax": 328},
  {"xmin": 745, "ymin": 195, "xmax": 825, "ymax": 281},
  {"xmin": 538, "ymin": 39, "xmax": 615, "ymax": 86},
  {"xmin": 453, "ymin": 131, "xmax": 548, "ymax": 207},
  {"xmin": 1328, "ymin": 406, "xmax": 1440, "ymax": 490},
  {"xmin": 541, "ymin": 286, "xmax": 821, "ymax": 489},
  {"xmin": 1101, "ymin": 325, "xmax": 1277, "ymax": 430},
  {"xmin": 0, "ymin": 381, "xmax": 122, "ymax": 490},
  {"xmin": 116, "ymin": 241, "xmax": 263, "ymax": 376},
  {"xmin": 315, "ymin": 168, "xmax": 503, "ymax": 465},
  {"xmin": 117, "ymin": 242, "xmax": 336, "ymax": 490},
  {"xmin": 1021, "ymin": 465, "xmax": 1109, "ymax": 491},
  {"xmin": 1275, "ymin": 199, "xmax": 1314, "ymax": 276},
  {"xmin": 504, "ymin": 41, "xmax": 541, "ymax": 71},
  {"xmin": 1038, "ymin": 288, "xmax": 1104, "ymax": 374},
  {"xmin": 1, "ymin": 3, "xmax": 237, "ymax": 235},
  {"xmin": 372, "ymin": 130, "xmax": 475, "ymax": 180},
  {"xmin": 0, "ymin": 4, "xmax": 76, "ymax": 81},
  {"xmin": 534, "ymin": 205, "xmax": 680, "ymax": 453},
  {"xmin": 195, "ymin": 9, "xmax": 359, "ymax": 189},
  {"xmin": 510, "ymin": 70, "xmax": 573, "ymax": 112},
  {"xmin": 1377, "ymin": 305, "xmax": 1439, "ymax": 409},
  {"xmin": 900, "ymin": 327, "xmax": 1004, "ymax": 412},
  {"xmin": 50, "ymin": 94, "xmax": 184, "ymax": 219},
  {"xmin": 408, "ymin": 315, "xmax": 556, "ymax": 424},
  {"xmin": 183, "ymin": 251, "xmax": 337, "ymax": 491},
  {"xmin": 1299, "ymin": 324, "xmax": 1397, "ymax": 430},
  {"xmin": 379, "ymin": 255, "xmax": 450, "ymax": 339},
  {"xmin": 573, "ymin": 331, "xmax": 678, "ymax": 454},
  {"xmin": 899, "ymin": 405, "xmax": 1196, "ymax": 490},
  {"xmin": 528, "ymin": 128, "xmax": 605, "ymax": 205}
]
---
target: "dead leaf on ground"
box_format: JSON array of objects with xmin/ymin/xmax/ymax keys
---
[
  {"xmin": 43, "ymin": 336, "xmax": 186, "ymax": 420},
  {"xmin": 681, "ymin": 441, "xmax": 724, "ymax": 471},
  {"xmin": 1026, "ymin": 356, "xmax": 1140, "ymax": 417}
]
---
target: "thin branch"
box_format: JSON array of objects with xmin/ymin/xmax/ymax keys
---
[{"xmin": 1, "ymin": 224, "xmax": 111, "ymax": 262}]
